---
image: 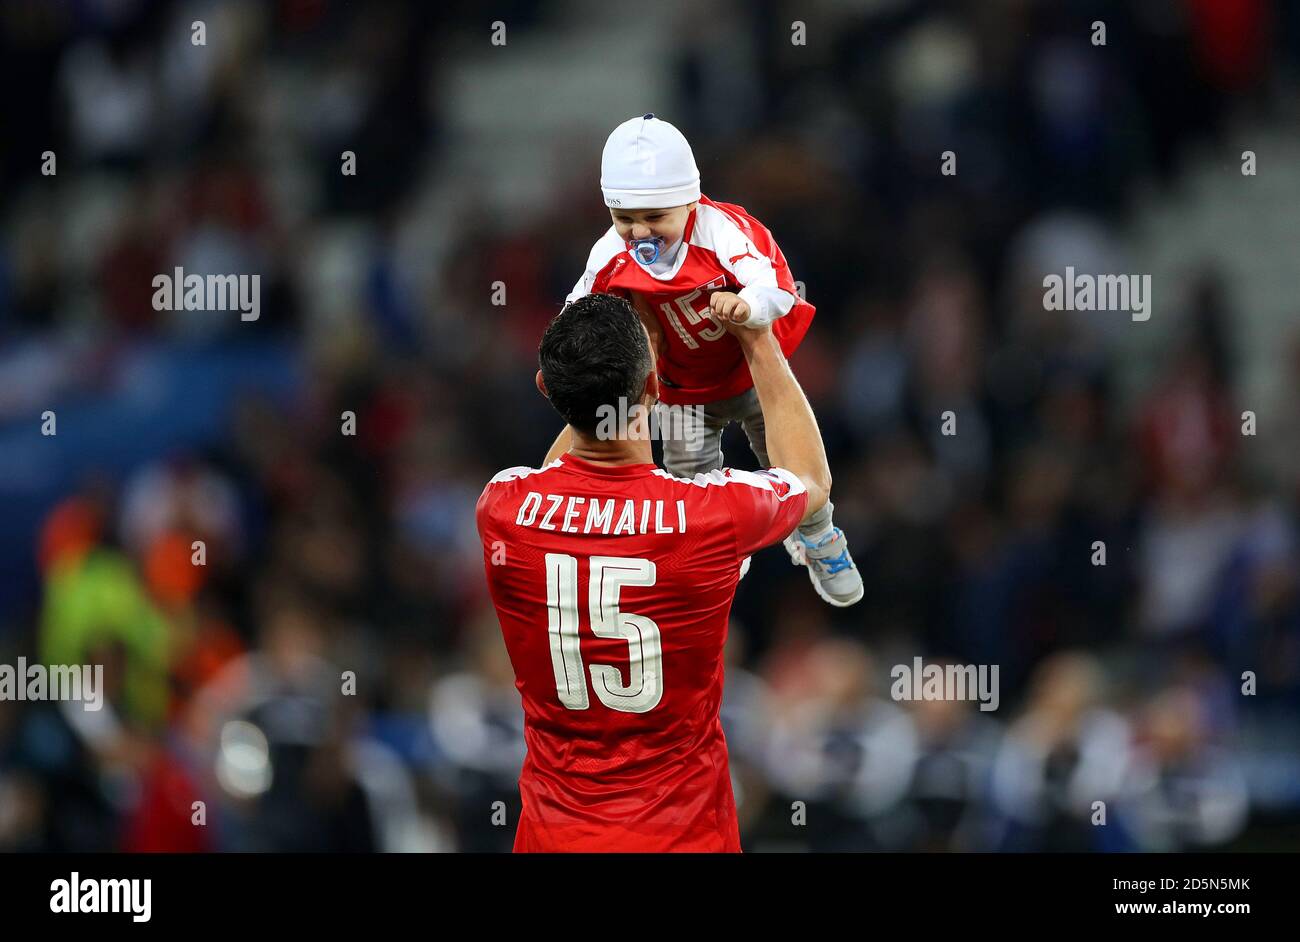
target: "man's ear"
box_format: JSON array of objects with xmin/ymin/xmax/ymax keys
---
[
  {"xmin": 642, "ymin": 369, "xmax": 660, "ymax": 406},
  {"xmin": 535, "ymin": 370, "xmax": 549, "ymax": 399}
]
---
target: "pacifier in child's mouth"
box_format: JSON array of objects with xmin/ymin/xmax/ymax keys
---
[{"xmin": 630, "ymin": 237, "xmax": 665, "ymax": 265}]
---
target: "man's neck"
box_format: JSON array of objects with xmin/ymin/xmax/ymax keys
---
[{"xmin": 566, "ymin": 434, "xmax": 654, "ymax": 467}]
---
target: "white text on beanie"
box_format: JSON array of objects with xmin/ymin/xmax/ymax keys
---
[{"xmin": 600, "ymin": 114, "xmax": 701, "ymax": 210}]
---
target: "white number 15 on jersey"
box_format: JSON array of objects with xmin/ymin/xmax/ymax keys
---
[{"xmin": 544, "ymin": 553, "xmax": 663, "ymax": 713}]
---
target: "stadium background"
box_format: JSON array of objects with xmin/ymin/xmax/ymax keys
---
[{"xmin": 2, "ymin": 0, "xmax": 1299, "ymax": 852}]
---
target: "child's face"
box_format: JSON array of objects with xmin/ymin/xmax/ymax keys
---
[{"xmin": 609, "ymin": 202, "xmax": 696, "ymax": 246}]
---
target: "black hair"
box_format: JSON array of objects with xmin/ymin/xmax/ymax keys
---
[{"xmin": 538, "ymin": 293, "xmax": 652, "ymax": 435}]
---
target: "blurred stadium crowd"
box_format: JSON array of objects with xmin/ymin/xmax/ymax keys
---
[{"xmin": 2, "ymin": 0, "xmax": 1299, "ymax": 852}]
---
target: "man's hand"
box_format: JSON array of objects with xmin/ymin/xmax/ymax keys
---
[
  {"xmin": 709, "ymin": 291, "xmax": 751, "ymax": 325},
  {"xmin": 721, "ymin": 316, "xmax": 768, "ymax": 350}
]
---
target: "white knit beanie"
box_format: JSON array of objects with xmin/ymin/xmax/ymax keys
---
[{"xmin": 600, "ymin": 114, "xmax": 701, "ymax": 209}]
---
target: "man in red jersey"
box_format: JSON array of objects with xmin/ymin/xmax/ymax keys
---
[
  {"xmin": 476, "ymin": 292, "xmax": 831, "ymax": 852},
  {"xmin": 564, "ymin": 113, "xmax": 862, "ymax": 607}
]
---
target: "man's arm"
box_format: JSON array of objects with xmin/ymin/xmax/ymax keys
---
[
  {"xmin": 543, "ymin": 426, "xmax": 572, "ymax": 465},
  {"xmin": 629, "ymin": 294, "xmax": 664, "ymax": 362},
  {"xmin": 728, "ymin": 323, "xmax": 830, "ymax": 520}
]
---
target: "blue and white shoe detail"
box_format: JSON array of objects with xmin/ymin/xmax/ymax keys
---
[{"xmin": 782, "ymin": 527, "xmax": 864, "ymax": 608}]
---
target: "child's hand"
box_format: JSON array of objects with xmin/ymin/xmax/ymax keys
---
[{"xmin": 709, "ymin": 291, "xmax": 750, "ymax": 325}]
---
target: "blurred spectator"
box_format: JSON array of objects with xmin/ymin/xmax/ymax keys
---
[{"xmin": 988, "ymin": 652, "xmax": 1133, "ymax": 851}]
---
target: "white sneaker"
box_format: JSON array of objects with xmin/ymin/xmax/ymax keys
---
[{"xmin": 783, "ymin": 528, "xmax": 864, "ymax": 608}]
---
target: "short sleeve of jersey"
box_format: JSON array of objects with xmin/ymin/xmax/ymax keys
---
[{"xmin": 717, "ymin": 467, "xmax": 809, "ymax": 558}]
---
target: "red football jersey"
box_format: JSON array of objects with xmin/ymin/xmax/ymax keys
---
[
  {"xmin": 566, "ymin": 195, "xmax": 815, "ymax": 406},
  {"xmin": 476, "ymin": 453, "xmax": 808, "ymax": 852}
]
